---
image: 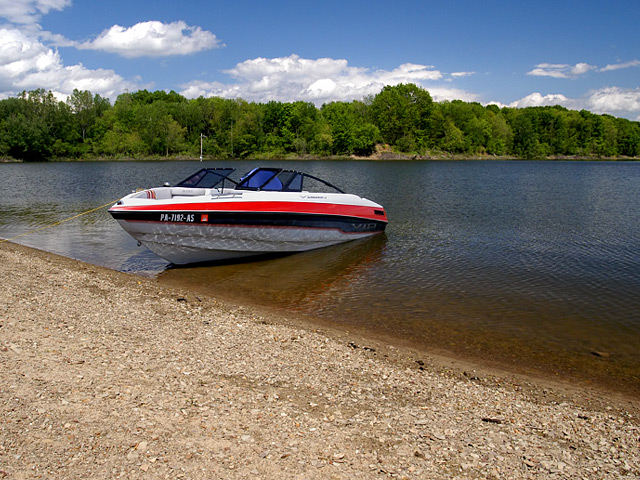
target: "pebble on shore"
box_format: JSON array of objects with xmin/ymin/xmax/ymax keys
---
[{"xmin": 1, "ymin": 241, "xmax": 638, "ymax": 479}]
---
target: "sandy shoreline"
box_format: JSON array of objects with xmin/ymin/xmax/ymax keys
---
[{"xmin": 1, "ymin": 241, "xmax": 638, "ymax": 479}]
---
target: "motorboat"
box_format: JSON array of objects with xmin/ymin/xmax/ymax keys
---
[{"xmin": 108, "ymin": 167, "xmax": 388, "ymax": 264}]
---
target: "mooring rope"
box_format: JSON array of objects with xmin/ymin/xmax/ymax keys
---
[{"xmin": 0, "ymin": 199, "xmax": 118, "ymax": 244}]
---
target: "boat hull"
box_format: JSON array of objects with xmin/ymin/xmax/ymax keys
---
[
  {"xmin": 109, "ymin": 186, "xmax": 388, "ymax": 264},
  {"xmin": 113, "ymin": 218, "xmax": 384, "ymax": 264},
  {"xmin": 110, "ymin": 208, "xmax": 386, "ymax": 264}
]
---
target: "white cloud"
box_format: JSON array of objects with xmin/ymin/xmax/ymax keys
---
[
  {"xmin": 0, "ymin": 28, "xmax": 58, "ymax": 82},
  {"xmin": 0, "ymin": 0, "xmax": 70, "ymax": 24},
  {"xmin": 180, "ymin": 54, "xmax": 464, "ymax": 105},
  {"xmin": 0, "ymin": 27, "xmax": 139, "ymax": 100},
  {"xmin": 586, "ymin": 86, "xmax": 640, "ymax": 115},
  {"xmin": 528, "ymin": 60, "xmax": 640, "ymax": 78},
  {"xmin": 77, "ymin": 21, "xmax": 222, "ymax": 58},
  {"xmin": 527, "ymin": 62, "xmax": 596, "ymax": 79},
  {"xmin": 509, "ymin": 92, "xmax": 574, "ymax": 109},
  {"xmin": 374, "ymin": 62, "xmax": 443, "ymax": 83},
  {"xmin": 180, "ymin": 80, "xmax": 240, "ymax": 100},
  {"xmin": 307, "ymin": 78, "xmax": 337, "ymax": 97},
  {"xmin": 571, "ymin": 62, "xmax": 593, "ymax": 76},
  {"xmin": 428, "ymin": 87, "xmax": 480, "ymax": 103},
  {"xmin": 501, "ymin": 87, "xmax": 640, "ymax": 119},
  {"xmin": 451, "ymin": 71, "xmax": 475, "ymax": 78},
  {"xmin": 599, "ymin": 59, "xmax": 640, "ymax": 72},
  {"xmin": 528, "ymin": 63, "xmax": 570, "ymax": 79},
  {"xmin": 520, "ymin": 60, "xmax": 640, "ymax": 117}
]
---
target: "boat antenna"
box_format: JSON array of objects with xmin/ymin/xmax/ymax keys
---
[{"xmin": 200, "ymin": 133, "xmax": 207, "ymax": 161}]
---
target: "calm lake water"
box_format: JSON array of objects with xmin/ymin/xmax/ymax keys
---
[{"xmin": 2, "ymin": 160, "xmax": 639, "ymax": 395}]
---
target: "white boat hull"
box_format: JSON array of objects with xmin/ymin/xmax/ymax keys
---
[{"xmin": 115, "ymin": 217, "xmax": 382, "ymax": 264}]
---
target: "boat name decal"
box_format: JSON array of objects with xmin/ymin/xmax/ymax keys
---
[
  {"xmin": 160, "ymin": 213, "xmax": 196, "ymax": 223},
  {"xmin": 351, "ymin": 223, "xmax": 379, "ymax": 231}
]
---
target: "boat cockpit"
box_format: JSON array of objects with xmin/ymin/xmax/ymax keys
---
[{"xmin": 174, "ymin": 167, "xmax": 345, "ymax": 194}]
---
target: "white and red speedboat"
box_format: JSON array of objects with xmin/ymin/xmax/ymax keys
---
[{"xmin": 108, "ymin": 167, "xmax": 388, "ymax": 264}]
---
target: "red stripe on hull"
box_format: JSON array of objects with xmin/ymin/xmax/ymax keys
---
[{"xmin": 110, "ymin": 201, "xmax": 387, "ymax": 223}]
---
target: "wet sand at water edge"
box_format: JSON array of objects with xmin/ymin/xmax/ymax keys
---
[{"xmin": 1, "ymin": 241, "xmax": 639, "ymax": 479}]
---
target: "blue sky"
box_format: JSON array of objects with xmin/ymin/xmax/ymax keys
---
[{"xmin": 1, "ymin": 0, "xmax": 639, "ymax": 119}]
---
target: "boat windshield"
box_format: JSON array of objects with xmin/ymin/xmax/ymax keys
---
[
  {"xmin": 236, "ymin": 168, "xmax": 344, "ymax": 193},
  {"xmin": 176, "ymin": 168, "xmax": 236, "ymax": 189}
]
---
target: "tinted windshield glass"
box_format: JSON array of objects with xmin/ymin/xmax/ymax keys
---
[
  {"xmin": 242, "ymin": 169, "xmax": 279, "ymax": 189},
  {"xmin": 277, "ymin": 171, "xmax": 302, "ymax": 191},
  {"xmin": 237, "ymin": 168, "xmax": 304, "ymax": 191},
  {"xmin": 236, "ymin": 168, "xmax": 343, "ymax": 193},
  {"xmin": 176, "ymin": 168, "xmax": 235, "ymax": 188}
]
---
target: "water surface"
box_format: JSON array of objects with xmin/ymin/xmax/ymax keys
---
[{"xmin": 2, "ymin": 160, "xmax": 639, "ymax": 394}]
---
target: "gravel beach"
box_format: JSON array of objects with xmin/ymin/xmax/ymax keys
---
[{"xmin": 1, "ymin": 241, "xmax": 638, "ymax": 479}]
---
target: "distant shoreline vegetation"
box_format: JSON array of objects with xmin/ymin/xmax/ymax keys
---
[{"xmin": 1, "ymin": 84, "xmax": 639, "ymax": 162}]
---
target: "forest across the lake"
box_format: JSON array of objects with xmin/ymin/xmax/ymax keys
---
[{"xmin": 1, "ymin": 83, "xmax": 639, "ymax": 161}]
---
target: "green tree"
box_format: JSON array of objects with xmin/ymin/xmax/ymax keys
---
[
  {"xmin": 231, "ymin": 100, "xmax": 263, "ymax": 157},
  {"xmin": 441, "ymin": 119, "xmax": 465, "ymax": 153},
  {"xmin": 510, "ymin": 110, "xmax": 540, "ymax": 158},
  {"xmin": 0, "ymin": 89, "xmax": 76, "ymax": 160},
  {"xmin": 485, "ymin": 108, "xmax": 511, "ymax": 155},
  {"xmin": 66, "ymin": 89, "xmax": 110, "ymax": 142},
  {"xmin": 321, "ymin": 102, "xmax": 354, "ymax": 154},
  {"xmin": 370, "ymin": 83, "xmax": 433, "ymax": 149},
  {"xmin": 321, "ymin": 101, "xmax": 379, "ymax": 155},
  {"xmin": 616, "ymin": 117, "xmax": 640, "ymax": 156},
  {"xmin": 99, "ymin": 123, "xmax": 146, "ymax": 157},
  {"xmin": 136, "ymin": 102, "xmax": 187, "ymax": 156}
]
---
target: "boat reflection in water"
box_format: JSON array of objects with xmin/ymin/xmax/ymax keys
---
[{"xmin": 157, "ymin": 233, "xmax": 388, "ymax": 313}]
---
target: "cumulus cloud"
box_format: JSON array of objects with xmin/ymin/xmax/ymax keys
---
[
  {"xmin": 501, "ymin": 87, "xmax": 640, "ymax": 120},
  {"xmin": 0, "ymin": 9, "xmax": 220, "ymax": 101},
  {"xmin": 180, "ymin": 54, "xmax": 466, "ymax": 105},
  {"xmin": 0, "ymin": 0, "xmax": 70, "ymax": 24},
  {"xmin": 508, "ymin": 92, "xmax": 574, "ymax": 109},
  {"xmin": 0, "ymin": 28, "xmax": 60, "ymax": 86},
  {"xmin": 0, "ymin": 27, "xmax": 139, "ymax": 100},
  {"xmin": 527, "ymin": 62, "xmax": 596, "ymax": 79},
  {"xmin": 77, "ymin": 21, "xmax": 222, "ymax": 58},
  {"xmin": 428, "ymin": 86, "xmax": 480, "ymax": 103},
  {"xmin": 586, "ymin": 86, "xmax": 640, "ymax": 115}
]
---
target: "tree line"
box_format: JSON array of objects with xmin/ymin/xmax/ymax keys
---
[{"xmin": 1, "ymin": 84, "xmax": 639, "ymax": 161}]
